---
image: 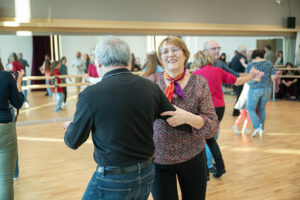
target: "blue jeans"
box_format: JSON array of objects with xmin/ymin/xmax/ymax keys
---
[
  {"xmin": 22, "ymin": 81, "xmax": 27, "ymax": 102},
  {"xmin": 206, "ymin": 127, "xmax": 220, "ymax": 168},
  {"xmin": 0, "ymin": 123, "xmax": 17, "ymax": 200},
  {"xmin": 247, "ymin": 87, "xmax": 271, "ymax": 129},
  {"xmin": 46, "ymin": 79, "xmax": 52, "ymax": 96},
  {"xmin": 82, "ymin": 163, "xmax": 154, "ymax": 200},
  {"xmin": 54, "ymin": 93, "xmax": 64, "ymax": 111}
]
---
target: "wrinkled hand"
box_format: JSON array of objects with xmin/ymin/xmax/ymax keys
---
[
  {"xmin": 240, "ymin": 58, "xmax": 246, "ymax": 67},
  {"xmin": 254, "ymin": 71, "xmax": 264, "ymax": 79},
  {"xmin": 62, "ymin": 121, "xmax": 72, "ymax": 130},
  {"xmin": 249, "ymin": 67, "xmax": 261, "ymax": 78},
  {"xmin": 160, "ymin": 105, "xmax": 189, "ymax": 127},
  {"xmin": 284, "ymin": 82, "xmax": 290, "ymax": 87}
]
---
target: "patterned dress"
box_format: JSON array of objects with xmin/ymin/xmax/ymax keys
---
[{"xmin": 148, "ymin": 72, "xmax": 219, "ymax": 165}]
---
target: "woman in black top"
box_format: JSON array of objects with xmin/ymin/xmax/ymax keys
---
[
  {"xmin": 0, "ymin": 70, "xmax": 24, "ymax": 200},
  {"xmin": 279, "ymin": 63, "xmax": 299, "ymax": 100}
]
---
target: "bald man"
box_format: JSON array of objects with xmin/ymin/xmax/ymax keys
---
[{"xmin": 204, "ymin": 40, "xmax": 240, "ymax": 77}]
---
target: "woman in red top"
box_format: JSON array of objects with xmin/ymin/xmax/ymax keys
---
[
  {"xmin": 51, "ymin": 61, "xmax": 64, "ymax": 112},
  {"xmin": 8, "ymin": 53, "xmax": 24, "ymax": 73},
  {"xmin": 192, "ymin": 50, "xmax": 259, "ymax": 178}
]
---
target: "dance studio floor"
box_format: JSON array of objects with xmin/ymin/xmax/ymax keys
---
[{"xmin": 14, "ymin": 90, "xmax": 300, "ymax": 200}]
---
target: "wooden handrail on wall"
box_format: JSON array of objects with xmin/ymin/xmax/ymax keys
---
[{"xmin": 21, "ymin": 71, "xmax": 144, "ymax": 90}]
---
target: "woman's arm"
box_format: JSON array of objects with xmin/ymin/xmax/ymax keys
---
[
  {"xmin": 234, "ymin": 67, "xmax": 261, "ymax": 86},
  {"xmin": 9, "ymin": 72, "xmax": 24, "ymax": 109}
]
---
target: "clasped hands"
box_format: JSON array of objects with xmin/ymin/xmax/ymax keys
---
[
  {"xmin": 161, "ymin": 105, "xmax": 190, "ymax": 127},
  {"xmin": 249, "ymin": 67, "xmax": 264, "ymax": 79}
]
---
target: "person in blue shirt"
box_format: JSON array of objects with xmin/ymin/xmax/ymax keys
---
[{"xmin": 245, "ymin": 49, "xmax": 276, "ymax": 137}]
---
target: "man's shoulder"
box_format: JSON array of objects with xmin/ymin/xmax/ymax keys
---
[
  {"xmin": 214, "ymin": 60, "xmax": 227, "ymax": 67},
  {"xmin": 133, "ymin": 74, "xmax": 160, "ymax": 88}
]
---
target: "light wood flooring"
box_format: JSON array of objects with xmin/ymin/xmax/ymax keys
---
[{"xmin": 14, "ymin": 90, "xmax": 300, "ymax": 200}]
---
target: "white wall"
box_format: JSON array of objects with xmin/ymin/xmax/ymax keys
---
[
  {"xmin": 60, "ymin": 35, "xmax": 148, "ymax": 76},
  {"xmin": 0, "ymin": 35, "xmax": 32, "ymax": 76},
  {"xmin": 2, "ymin": 0, "xmax": 300, "ymax": 26}
]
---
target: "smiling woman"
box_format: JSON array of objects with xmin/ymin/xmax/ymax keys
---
[{"xmin": 148, "ymin": 37, "xmax": 219, "ymax": 200}]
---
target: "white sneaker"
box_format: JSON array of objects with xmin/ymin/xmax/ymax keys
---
[
  {"xmin": 23, "ymin": 102, "xmax": 30, "ymax": 109},
  {"xmin": 251, "ymin": 128, "xmax": 262, "ymax": 137},
  {"xmin": 242, "ymin": 128, "xmax": 251, "ymax": 134},
  {"xmin": 62, "ymin": 103, "xmax": 67, "ymax": 107},
  {"xmin": 259, "ymin": 129, "xmax": 264, "ymax": 137},
  {"xmin": 232, "ymin": 126, "xmax": 240, "ymax": 135}
]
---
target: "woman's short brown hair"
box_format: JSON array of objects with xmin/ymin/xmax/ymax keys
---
[
  {"xmin": 193, "ymin": 50, "xmax": 213, "ymax": 68},
  {"xmin": 157, "ymin": 37, "xmax": 190, "ymax": 67}
]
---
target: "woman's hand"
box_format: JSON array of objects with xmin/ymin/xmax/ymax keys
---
[
  {"xmin": 254, "ymin": 71, "xmax": 264, "ymax": 79},
  {"xmin": 62, "ymin": 121, "xmax": 72, "ymax": 130},
  {"xmin": 160, "ymin": 105, "xmax": 189, "ymax": 127},
  {"xmin": 161, "ymin": 105, "xmax": 204, "ymax": 129},
  {"xmin": 249, "ymin": 67, "xmax": 260, "ymax": 78},
  {"xmin": 16, "ymin": 71, "xmax": 24, "ymax": 92}
]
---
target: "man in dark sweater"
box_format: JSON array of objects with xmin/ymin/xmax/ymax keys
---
[
  {"xmin": 229, "ymin": 45, "xmax": 248, "ymax": 116},
  {"xmin": 63, "ymin": 37, "xmax": 190, "ymax": 200}
]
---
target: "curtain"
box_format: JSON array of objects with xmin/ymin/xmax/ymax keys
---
[
  {"xmin": 31, "ymin": 36, "xmax": 51, "ymax": 91},
  {"xmin": 283, "ymin": 37, "xmax": 296, "ymax": 64}
]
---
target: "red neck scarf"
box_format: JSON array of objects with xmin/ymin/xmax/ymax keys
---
[{"xmin": 164, "ymin": 68, "xmax": 186, "ymax": 102}]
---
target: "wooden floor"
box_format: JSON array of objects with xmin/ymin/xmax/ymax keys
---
[{"xmin": 14, "ymin": 90, "xmax": 300, "ymax": 200}]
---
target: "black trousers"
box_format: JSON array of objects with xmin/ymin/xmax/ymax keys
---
[
  {"xmin": 151, "ymin": 151, "xmax": 207, "ymax": 200},
  {"xmin": 279, "ymin": 83, "xmax": 298, "ymax": 98},
  {"xmin": 62, "ymin": 87, "xmax": 67, "ymax": 103},
  {"xmin": 206, "ymin": 107, "xmax": 225, "ymax": 171}
]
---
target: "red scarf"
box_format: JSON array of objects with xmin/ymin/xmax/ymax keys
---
[{"xmin": 164, "ymin": 68, "xmax": 186, "ymax": 102}]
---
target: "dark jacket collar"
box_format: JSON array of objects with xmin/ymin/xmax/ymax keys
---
[{"xmin": 102, "ymin": 67, "xmax": 131, "ymax": 79}]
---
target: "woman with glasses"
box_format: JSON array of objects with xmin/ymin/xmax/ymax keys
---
[
  {"xmin": 0, "ymin": 69, "xmax": 24, "ymax": 199},
  {"xmin": 147, "ymin": 37, "xmax": 219, "ymax": 200}
]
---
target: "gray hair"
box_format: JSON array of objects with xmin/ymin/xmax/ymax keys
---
[
  {"xmin": 237, "ymin": 45, "xmax": 247, "ymax": 53},
  {"xmin": 95, "ymin": 37, "xmax": 130, "ymax": 67}
]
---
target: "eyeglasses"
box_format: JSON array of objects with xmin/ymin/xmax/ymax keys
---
[
  {"xmin": 209, "ymin": 47, "xmax": 221, "ymax": 51},
  {"xmin": 160, "ymin": 47, "xmax": 182, "ymax": 56}
]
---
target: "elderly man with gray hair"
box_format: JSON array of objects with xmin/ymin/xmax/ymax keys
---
[
  {"xmin": 204, "ymin": 40, "xmax": 240, "ymax": 77},
  {"xmin": 63, "ymin": 37, "xmax": 191, "ymax": 200}
]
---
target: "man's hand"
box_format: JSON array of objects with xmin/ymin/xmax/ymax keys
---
[
  {"xmin": 160, "ymin": 105, "xmax": 188, "ymax": 127},
  {"xmin": 62, "ymin": 121, "xmax": 72, "ymax": 130}
]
